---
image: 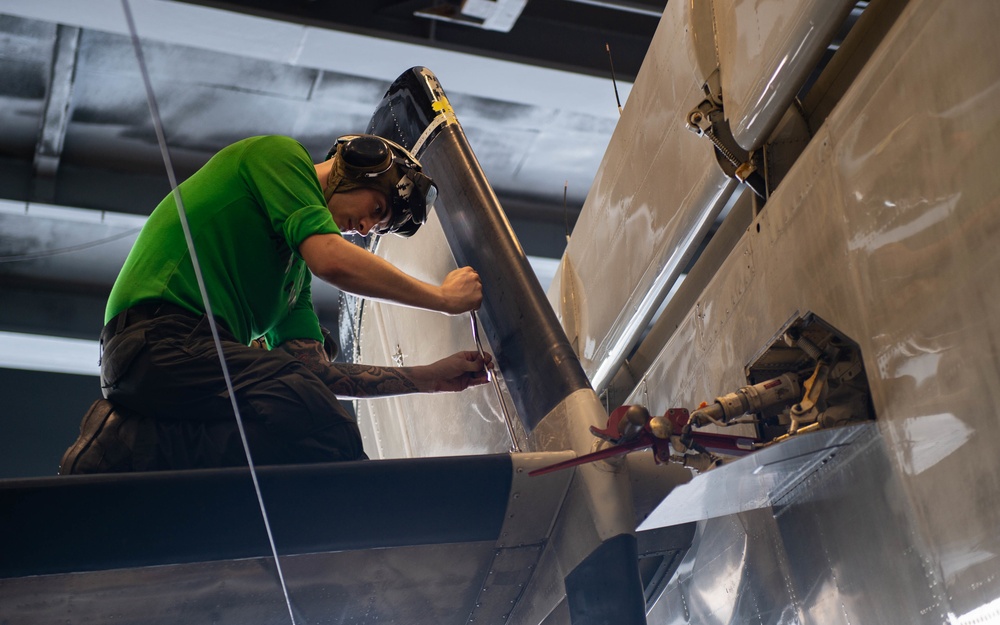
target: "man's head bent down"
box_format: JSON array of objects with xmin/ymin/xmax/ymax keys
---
[{"xmin": 320, "ymin": 135, "xmax": 437, "ymax": 238}]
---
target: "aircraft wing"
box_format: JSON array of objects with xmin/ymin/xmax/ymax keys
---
[{"xmin": 0, "ymin": 452, "xmax": 576, "ymax": 624}]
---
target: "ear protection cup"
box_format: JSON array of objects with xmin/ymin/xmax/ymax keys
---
[{"xmin": 339, "ymin": 136, "xmax": 393, "ymax": 176}]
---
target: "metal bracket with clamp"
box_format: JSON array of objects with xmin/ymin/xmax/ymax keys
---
[{"xmin": 685, "ymin": 69, "xmax": 768, "ymax": 199}]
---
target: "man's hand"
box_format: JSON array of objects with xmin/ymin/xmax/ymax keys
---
[
  {"xmin": 439, "ymin": 267, "xmax": 483, "ymax": 314},
  {"xmin": 414, "ymin": 350, "xmax": 492, "ymax": 392}
]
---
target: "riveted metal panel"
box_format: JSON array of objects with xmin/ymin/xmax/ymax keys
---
[
  {"xmin": 549, "ymin": 0, "xmax": 738, "ymax": 392},
  {"xmin": 0, "ymin": 542, "xmax": 502, "ymax": 625},
  {"xmin": 647, "ymin": 430, "xmax": 947, "ymax": 625},
  {"xmin": 634, "ymin": 1, "xmax": 1000, "ymax": 622}
]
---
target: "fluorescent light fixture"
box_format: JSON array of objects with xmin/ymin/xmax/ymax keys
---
[{"xmin": 0, "ymin": 331, "xmax": 100, "ymax": 377}]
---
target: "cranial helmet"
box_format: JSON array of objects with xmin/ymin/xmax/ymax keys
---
[{"xmin": 325, "ymin": 134, "xmax": 437, "ymax": 237}]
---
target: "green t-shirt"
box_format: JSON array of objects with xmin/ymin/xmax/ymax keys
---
[{"xmin": 106, "ymin": 135, "xmax": 341, "ymax": 346}]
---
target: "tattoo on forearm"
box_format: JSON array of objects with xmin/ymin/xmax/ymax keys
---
[
  {"xmin": 324, "ymin": 363, "xmax": 420, "ymax": 398},
  {"xmin": 277, "ymin": 338, "xmax": 419, "ymax": 398},
  {"xmin": 278, "ymin": 339, "xmax": 329, "ymax": 376}
]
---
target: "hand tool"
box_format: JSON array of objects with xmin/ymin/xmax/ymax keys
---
[{"xmin": 471, "ymin": 311, "xmax": 520, "ymax": 452}]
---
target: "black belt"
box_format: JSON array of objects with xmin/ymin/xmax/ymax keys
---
[{"xmin": 101, "ymin": 301, "xmax": 200, "ymax": 345}]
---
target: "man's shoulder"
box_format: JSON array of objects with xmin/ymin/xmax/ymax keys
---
[
  {"xmin": 203, "ymin": 136, "xmax": 315, "ymax": 180},
  {"xmin": 205, "ymin": 136, "xmax": 308, "ymax": 166},
  {"xmin": 239, "ymin": 135, "xmax": 310, "ymax": 158}
]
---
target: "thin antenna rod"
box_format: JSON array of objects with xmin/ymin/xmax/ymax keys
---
[
  {"xmin": 563, "ymin": 180, "xmax": 570, "ymax": 240},
  {"xmin": 120, "ymin": 2, "xmax": 298, "ymax": 624},
  {"xmin": 606, "ymin": 43, "xmax": 623, "ymax": 115}
]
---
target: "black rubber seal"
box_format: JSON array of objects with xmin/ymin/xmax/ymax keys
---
[
  {"xmin": 565, "ymin": 533, "xmax": 647, "ymax": 625},
  {"xmin": 0, "ymin": 454, "xmax": 512, "ymax": 578}
]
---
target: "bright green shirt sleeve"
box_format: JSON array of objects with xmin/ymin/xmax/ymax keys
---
[{"xmin": 240, "ymin": 136, "xmax": 341, "ymax": 251}]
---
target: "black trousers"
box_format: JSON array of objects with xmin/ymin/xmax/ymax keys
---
[{"xmin": 100, "ymin": 302, "xmax": 367, "ymax": 470}]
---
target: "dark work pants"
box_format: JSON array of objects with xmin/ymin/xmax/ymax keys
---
[{"xmin": 100, "ymin": 303, "xmax": 367, "ymax": 470}]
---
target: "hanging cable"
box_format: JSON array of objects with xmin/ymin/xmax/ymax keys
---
[
  {"xmin": 563, "ymin": 180, "xmax": 570, "ymax": 239},
  {"xmin": 120, "ymin": 2, "xmax": 298, "ymax": 624}
]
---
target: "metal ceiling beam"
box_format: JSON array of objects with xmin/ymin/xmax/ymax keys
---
[
  {"xmin": 177, "ymin": 0, "xmax": 657, "ymax": 80},
  {"xmin": 565, "ymin": 0, "xmax": 665, "ymax": 17},
  {"xmin": 0, "ymin": 0, "xmax": 633, "ymax": 118},
  {"xmin": 32, "ymin": 24, "xmax": 80, "ymax": 202}
]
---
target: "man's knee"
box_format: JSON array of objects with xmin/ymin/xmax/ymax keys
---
[
  {"xmin": 242, "ymin": 372, "xmax": 366, "ymax": 463},
  {"xmin": 59, "ymin": 399, "xmax": 157, "ymax": 474}
]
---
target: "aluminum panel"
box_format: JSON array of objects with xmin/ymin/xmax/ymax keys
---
[
  {"xmin": 773, "ymin": 437, "xmax": 947, "ymax": 624},
  {"xmin": 638, "ymin": 424, "xmax": 870, "ymax": 529},
  {"xmin": 552, "ymin": 0, "xmax": 737, "ymax": 391},
  {"xmin": 0, "ymin": 542, "xmax": 500, "ymax": 625},
  {"xmin": 632, "ymin": 125, "xmax": 848, "ymax": 417},
  {"xmin": 634, "ymin": 1, "xmax": 1000, "ymax": 621},
  {"xmin": 355, "ymin": 210, "xmax": 515, "ymax": 459},
  {"xmin": 467, "ymin": 545, "xmax": 547, "ymax": 625},
  {"xmin": 647, "ymin": 431, "xmax": 946, "ymax": 625},
  {"xmin": 822, "ymin": 0, "xmax": 1000, "ymax": 616},
  {"xmin": 499, "ymin": 452, "xmax": 575, "ymax": 548},
  {"xmin": 714, "ymin": 0, "xmax": 856, "ymax": 151}
]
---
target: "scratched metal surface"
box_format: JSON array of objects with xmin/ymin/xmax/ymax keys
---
[
  {"xmin": 0, "ymin": 542, "xmax": 501, "ymax": 625},
  {"xmin": 713, "ymin": 0, "xmax": 856, "ymax": 151},
  {"xmin": 545, "ymin": 0, "xmax": 736, "ymax": 392},
  {"xmin": 352, "ymin": 209, "xmax": 516, "ymax": 459},
  {"xmin": 633, "ymin": 0, "xmax": 1000, "ymax": 622},
  {"xmin": 646, "ymin": 428, "xmax": 946, "ymax": 625}
]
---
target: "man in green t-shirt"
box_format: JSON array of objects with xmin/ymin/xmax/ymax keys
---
[{"xmin": 60, "ymin": 134, "xmax": 490, "ymax": 473}]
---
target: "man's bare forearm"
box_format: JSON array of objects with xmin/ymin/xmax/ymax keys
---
[
  {"xmin": 299, "ymin": 234, "xmax": 483, "ymax": 314},
  {"xmin": 324, "ymin": 362, "xmax": 420, "ymax": 397},
  {"xmin": 278, "ymin": 338, "xmax": 420, "ymax": 398}
]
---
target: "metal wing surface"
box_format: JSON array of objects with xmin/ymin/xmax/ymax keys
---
[{"xmin": 0, "ymin": 453, "xmax": 575, "ymax": 624}]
